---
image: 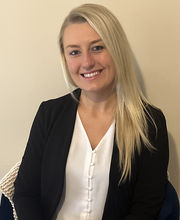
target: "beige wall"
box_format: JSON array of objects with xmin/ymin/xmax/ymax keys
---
[{"xmin": 0, "ymin": 0, "xmax": 180, "ymax": 199}]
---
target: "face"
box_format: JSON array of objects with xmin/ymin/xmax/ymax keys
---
[{"xmin": 63, "ymin": 22, "xmax": 116, "ymax": 95}]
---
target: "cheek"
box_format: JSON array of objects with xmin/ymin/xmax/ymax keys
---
[
  {"xmin": 99, "ymin": 52, "xmax": 114, "ymax": 66},
  {"xmin": 65, "ymin": 58, "xmax": 79, "ymax": 74},
  {"xmin": 104, "ymin": 55, "xmax": 116, "ymax": 77}
]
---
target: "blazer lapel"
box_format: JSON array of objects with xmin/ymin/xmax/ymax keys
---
[
  {"xmin": 102, "ymin": 142, "xmax": 121, "ymax": 220},
  {"xmin": 41, "ymin": 89, "xmax": 81, "ymax": 218}
]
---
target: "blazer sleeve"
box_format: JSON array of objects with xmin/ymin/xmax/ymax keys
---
[
  {"xmin": 13, "ymin": 102, "xmax": 47, "ymax": 220},
  {"xmin": 124, "ymin": 108, "xmax": 169, "ymax": 220}
]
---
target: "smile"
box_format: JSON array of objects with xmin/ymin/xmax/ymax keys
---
[{"xmin": 81, "ymin": 70, "xmax": 102, "ymax": 78}]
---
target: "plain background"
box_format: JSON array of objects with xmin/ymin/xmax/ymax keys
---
[{"xmin": 0, "ymin": 0, "xmax": 180, "ymax": 200}]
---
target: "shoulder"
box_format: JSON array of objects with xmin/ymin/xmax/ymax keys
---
[
  {"xmin": 43, "ymin": 89, "xmax": 79, "ymax": 108},
  {"xmin": 145, "ymin": 104, "xmax": 167, "ymax": 130},
  {"xmin": 144, "ymin": 104, "xmax": 168, "ymax": 151},
  {"xmin": 39, "ymin": 89, "xmax": 80, "ymax": 116},
  {"xmin": 33, "ymin": 89, "xmax": 80, "ymax": 130}
]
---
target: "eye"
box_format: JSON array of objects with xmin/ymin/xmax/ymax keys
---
[
  {"xmin": 69, "ymin": 50, "xmax": 80, "ymax": 56},
  {"xmin": 92, "ymin": 45, "xmax": 104, "ymax": 52}
]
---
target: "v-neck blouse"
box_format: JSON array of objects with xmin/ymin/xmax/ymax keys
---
[{"xmin": 54, "ymin": 112, "xmax": 115, "ymax": 220}]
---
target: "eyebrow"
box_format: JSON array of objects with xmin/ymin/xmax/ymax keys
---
[{"xmin": 65, "ymin": 39, "xmax": 103, "ymax": 49}]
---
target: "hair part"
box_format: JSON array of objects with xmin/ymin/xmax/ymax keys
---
[{"xmin": 59, "ymin": 3, "xmax": 155, "ymax": 182}]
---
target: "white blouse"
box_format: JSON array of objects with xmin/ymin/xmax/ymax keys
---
[{"xmin": 54, "ymin": 112, "xmax": 115, "ymax": 220}]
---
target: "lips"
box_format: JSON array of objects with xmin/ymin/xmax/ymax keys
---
[{"xmin": 80, "ymin": 70, "xmax": 102, "ymax": 78}]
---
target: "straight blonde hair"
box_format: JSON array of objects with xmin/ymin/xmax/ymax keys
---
[{"xmin": 59, "ymin": 3, "xmax": 155, "ymax": 182}]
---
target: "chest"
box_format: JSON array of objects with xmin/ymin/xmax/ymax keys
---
[
  {"xmin": 78, "ymin": 110, "xmax": 115, "ymax": 149},
  {"xmin": 54, "ymin": 112, "xmax": 115, "ymax": 220}
]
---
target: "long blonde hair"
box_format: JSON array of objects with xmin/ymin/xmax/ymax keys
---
[{"xmin": 59, "ymin": 3, "xmax": 154, "ymax": 182}]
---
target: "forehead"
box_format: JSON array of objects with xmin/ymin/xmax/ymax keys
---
[{"xmin": 63, "ymin": 22, "xmax": 101, "ymax": 46}]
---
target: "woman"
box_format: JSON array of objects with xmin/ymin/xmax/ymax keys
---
[{"xmin": 13, "ymin": 3, "xmax": 169, "ymax": 220}]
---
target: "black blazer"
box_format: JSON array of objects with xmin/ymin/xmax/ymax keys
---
[{"xmin": 13, "ymin": 89, "xmax": 169, "ymax": 220}]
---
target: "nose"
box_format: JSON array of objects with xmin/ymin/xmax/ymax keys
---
[{"xmin": 81, "ymin": 52, "xmax": 95, "ymax": 71}]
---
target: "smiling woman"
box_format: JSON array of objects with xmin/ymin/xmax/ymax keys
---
[
  {"xmin": 13, "ymin": 3, "xmax": 169, "ymax": 220},
  {"xmin": 63, "ymin": 22, "xmax": 116, "ymax": 95}
]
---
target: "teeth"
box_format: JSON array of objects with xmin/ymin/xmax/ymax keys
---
[{"xmin": 83, "ymin": 71, "xmax": 99, "ymax": 78}]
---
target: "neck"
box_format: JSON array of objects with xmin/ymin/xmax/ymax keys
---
[{"xmin": 79, "ymin": 89, "xmax": 117, "ymax": 113}]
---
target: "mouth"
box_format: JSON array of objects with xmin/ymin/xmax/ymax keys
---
[{"xmin": 80, "ymin": 70, "xmax": 103, "ymax": 79}]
